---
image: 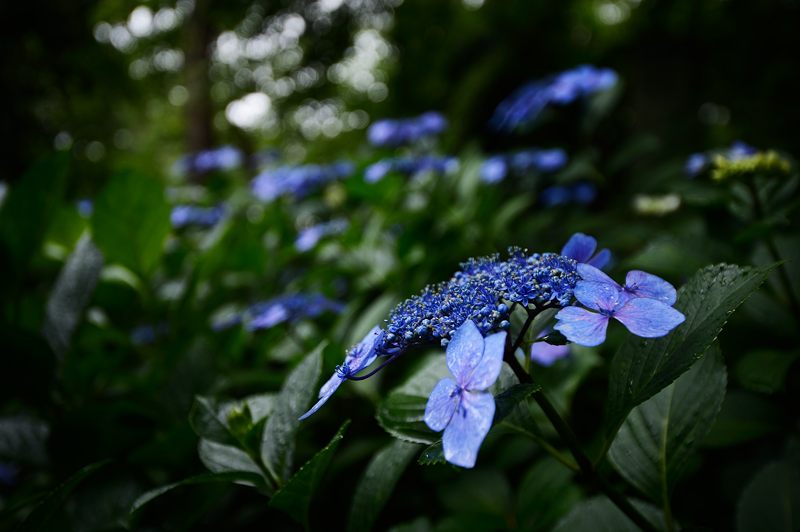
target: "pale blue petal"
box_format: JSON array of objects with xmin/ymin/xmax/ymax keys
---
[
  {"xmin": 424, "ymin": 378, "xmax": 460, "ymax": 432},
  {"xmin": 530, "ymin": 342, "xmax": 570, "ymax": 366},
  {"xmin": 554, "ymin": 306, "xmax": 610, "ymax": 347},
  {"xmin": 446, "ymin": 320, "xmax": 486, "ymax": 387},
  {"xmin": 299, "ymin": 374, "xmax": 343, "ymax": 420},
  {"xmin": 574, "ymin": 281, "xmax": 622, "ymax": 312},
  {"xmin": 588, "ymin": 248, "xmax": 612, "ymax": 270},
  {"xmin": 624, "ymin": 270, "xmax": 677, "ymax": 305},
  {"xmin": 343, "ymin": 326, "xmax": 384, "ymax": 374},
  {"xmin": 442, "ymin": 390, "xmax": 495, "ymax": 468},
  {"xmin": 613, "ymin": 298, "xmax": 686, "ymax": 338},
  {"xmin": 561, "ymin": 233, "xmax": 597, "ymax": 263},
  {"xmin": 577, "ymin": 263, "xmax": 617, "ymax": 285},
  {"xmin": 464, "ymin": 331, "xmax": 506, "ymax": 391}
]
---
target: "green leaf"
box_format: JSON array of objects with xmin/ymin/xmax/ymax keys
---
[
  {"xmin": 0, "ymin": 416, "xmax": 49, "ymax": 465},
  {"xmin": 605, "ymin": 263, "xmax": 774, "ymax": 443},
  {"xmin": 129, "ymin": 471, "xmax": 265, "ymax": 520},
  {"xmin": 702, "ymin": 390, "xmax": 785, "ymax": 447},
  {"xmin": 347, "ymin": 439, "xmax": 421, "ymax": 532},
  {"xmin": 552, "ymin": 496, "xmax": 664, "ymax": 532},
  {"xmin": 42, "ymin": 234, "xmax": 104, "ymax": 358},
  {"xmin": 736, "ymin": 460, "xmax": 800, "ymax": 532},
  {"xmin": 608, "ymin": 344, "xmax": 727, "ymax": 506},
  {"xmin": 261, "ymin": 344, "xmax": 324, "ymax": 483},
  {"xmin": 269, "ymin": 420, "xmax": 350, "ymax": 528},
  {"xmin": 198, "ymin": 439, "xmax": 262, "ymax": 477},
  {"xmin": 735, "ymin": 349, "xmax": 799, "ymax": 394},
  {"xmin": 189, "ymin": 396, "xmax": 237, "ymax": 446},
  {"xmin": 91, "ymin": 171, "xmax": 170, "ymax": 274},
  {"xmin": 0, "ymin": 153, "xmax": 68, "ymax": 271},
  {"xmin": 17, "ymin": 459, "xmax": 111, "ymax": 532},
  {"xmin": 516, "ymin": 457, "xmax": 582, "ymax": 532}
]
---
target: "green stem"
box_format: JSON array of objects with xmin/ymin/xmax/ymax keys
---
[{"xmin": 505, "ymin": 424, "xmax": 579, "ymax": 472}]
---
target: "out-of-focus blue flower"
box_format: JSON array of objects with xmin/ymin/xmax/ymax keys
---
[
  {"xmin": 365, "ymin": 156, "xmax": 459, "ymax": 183},
  {"xmin": 300, "ymin": 326, "xmax": 384, "ymax": 420},
  {"xmin": 171, "ymin": 205, "xmax": 225, "ymax": 229},
  {"xmin": 561, "ymin": 233, "xmax": 611, "ymax": 270},
  {"xmin": 76, "ymin": 199, "xmax": 93, "ymax": 218},
  {"xmin": 251, "ymin": 162, "xmax": 354, "ymax": 201},
  {"xmin": 296, "ymin": 219, "xmax": 349, "ymax": 252},
  {"xmin": 480, "ymin": 149, "xmax": 567, "ymax": 183},
  {"xmin": 554, "ymin": 264, "xmax": 684, "ymax": 346},
  {"xmin": 0, "ymin": 462, "xmax": 20, "ymax": 487},
  {"xmin": 571, "ymin": 182, "xmax": 598, "ymax": 204},
  {"xmin": 367, "ymin": 111, "xmax": 448, "ymax": 147},
  {"xmin": 530, "ymin": 330, "xmax": 570, "ymax": 367},
  {"xmin": 684, "ymin": 141, "xmax": 758, "ymax": 177},
  {"xmin": 131, "ymin": 323, "xmax": 168, "ymax": 346},
  {"xmin": 540, "ymin": 182, "xmax": 597, "ymax": 206},
  {"xmin": 174, "ymin": 145, "xmax": 243, "ymax": 175},
  {"xmin": 244, "ymin": 293, "xmax": 344, "ymax": 331},
  {"xmin": 491, "ymin": 65, "xmax": 618, "ymax": 132},
  {"xmin": 423, "ymin": 320, "xmax": 505, "ymax": 468}
]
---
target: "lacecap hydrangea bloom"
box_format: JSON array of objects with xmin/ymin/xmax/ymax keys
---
[
  {"xmin": 367, "ymin": 111, "xmax": 447, "ymax": 147},
  {"xmin": 365, "ymin": 155, "xmax": 459, "ymax": 183},
  {"xmin": 251, "ymin": 162, "xmax": 354, "ymax": 202},
  {"xmin": 491, "ymin": 65, "xmax": 618, "ymax": 132},
  {"xmin": 174, "ymin": 145, "xmax": 243, "ymax": 175},
  {"xmin": 480, "ymin": 148, "xmax": 568, "ymax": 183},
  {"xmin": 171, "ymin": 205, "xmax": 225, "ymax": 229},
  {"xmin": 295, "ymin": 219, "xmax": 349, "ymax": 252},
  {"xmin": 214, "ymin": 294, "xmax": 344, "ymax": 332},
  {"xmin": 539, "ymin": 182, "xmax": 597, "ymax": 207}
]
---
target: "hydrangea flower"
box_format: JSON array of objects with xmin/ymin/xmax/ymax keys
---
[
  {"xmin": 367, "ymin": 112, "xmax": 447, "ymax": 147},
  {"xmin": 251, "ymin": 162, "xmax": 354, "ymax": 202},
  {"xmin": 171, "ymin": 205, "xmax": 225, "ymax": 229},
  {"xmin": 364, "ymin": 156, "xmax": 459, "ymax": 183},
  {"xmin": 174, "ymin": 145, "xmax": 243, "ymax": 175},
  {"xmin": 530, "ymin": 330, "xmax": 570, "ymax": 366},
  {"xmin": 561, "ymin": 233, "xmax": 611, "ymax": 270},
  {"xmin": 480, "ymin": 149, "xmax": 567, "ymax": 183},
  {"xmin": 684, "ymin": 141, "xmax": 757, "ymax": 177},
  {"xmin": 76, "ymin": 199, "xmax": 93, "ymax": 218},
  {"xmin": 131, "ymin": 323, "xmax": 168, "ymax": 346},
  {"xmin": 554, "ymin": 264, "xmax": 685, "ymax": 346},
  {"xmin": 423, "ymin": 320, "xmax": 505, "ymax": 468},
  {"xmin": 246, "ymin": 294, "xmax": 344, "ymax": 331},
  {"xmin": 299, "ymin": 326, "xmax": 384, "ymax": 421},
  {"xmin": 539, "ymin": 182, "xmax": 597, "ymax": 207},
  {"xmin": 491, "ymin": 65, "xmax": 618, "ymax": 132},
  {"xmin": 295, "ymin": 219, "xmax": 348, "ymax": 252}
]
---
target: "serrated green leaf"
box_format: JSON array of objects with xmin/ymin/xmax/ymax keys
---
[
  {"xmin": 552, "ymin": 496, "xmax": 664, "ymax": 532},
  {"xmin": 270, "ymin": 421, "xmax": 350, "ymax": 529},
  {"xmin": 348, "ymin": 439, "xmax": 420, "ymax": 532},
  {"xmin": 261, "ymin": 344, "xmax": 324, "ymax": 483},
  {"xmin": 198, "ymin": 439, "xmax": 262, "ymax": 477},
  {"xmin": 91, "ymin": 171, "xmax": 170, "ymax": 274},
  {"xmin": 41, "ymin": 234, "xmax": 104, "ymax": 358},
  {"xmin": 605, "ymin": 263, "xmax": 774, "ymax": 443},
  {"xmin": 189, "ymin": 396, "xmax": 237, "ymax": 446},
  {"xmin": 516, "ymin": 457, "xmax": 582, "ymax": 532},
  {"xmin": 736, "ymin": 460, "xmax": 800, "ymax": 532},
  {"xmin": 608, "ymin": 344, "xmax": 727, "ymax": 506}
]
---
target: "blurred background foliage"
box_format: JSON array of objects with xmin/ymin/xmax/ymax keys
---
[{"xmin": 1, "ymin": 0, "xmax": 799, "ymax": 531}]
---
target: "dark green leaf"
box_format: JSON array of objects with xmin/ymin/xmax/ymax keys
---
[
  {"xmin": 736, "ymin": 460, "xmax": 800, "ymax": 532},
  {"xmin": 270, "ymin": 420, "xmax": 350, "ymax": 528},
  {"xmin": 17, "ymin": 460, "xmax": 111, "ymax": 532},
  {"xmin": 189, "ymin": 396, "xmax": 237, "ymax": 446},
  {"xmin": 552, "ymin": 496, "xmax": 664, "ymax": 532},
  {"xmin": 261, "ymin": 343, "xmax": 324, "ymax": 483},
  {"xmin": 198, "ymin": 439, "xmax": 262, "ymax": 477},
  {"xmin": 91, "ymin": 171, "xmax": 170, "ymax": 274},
  {"xmin": 608, "ymin": 345, "xmax": 727, "ymax": 503},
  {"xmin": 42, "ymin": 234, "xmax": 103, "ymax": 359},
  {"xmin": 0, "ymin": 416, "xmax": 49, "ymax": 465},
  {"xmin": 516, "ymin": 457, "xmax": 582, "ymax": 532},
  {"xmin": 605, "ymin": 263, "xmax": 774, "ymax": 442},
  {"xmin": 348, "ymin": 439, "xmax": 420, "ymax": 532},
  {"xmin": 735, "ymin": 349, "xmax": 799, "ymax": 394},
  {"xmin": 702, "ymin": 390, "xmax": 785, "ymax": 447}
]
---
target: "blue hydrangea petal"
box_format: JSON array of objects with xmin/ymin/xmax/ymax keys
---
[
  {"xmin": 613, "ymin": 298, "xmax": 686, "ymax": 338},
  {"xmin": 624, "ymin": 271, "xmax": 677, "ymax": 306},
  {"xmin": 554, "ymin": 306, "xmax": 610, "ymax": 347},
  {"xmin": 343, "ymin": 326, "xmax": 384, "ymax": 374},
  {"xmin": 587, "ymin": 248, "xmax": 612, "ymax": 270},
  {"xmin": 446, "ymin": 320, "xmax": 486, "ymax": 387},
  {"xmin": 530, "ymin": 342, "xmax": 570, "ymax": 367},
  {"xmin": 576, "ymin": 263, "xmax": 617, "ymax": 285},
  {"xmin": 574, "ymin": 281, "xmax": 622, "ymax": 312},
  {"xmin": 561, "ymin": 233, "xmax": 597, "ymax": 263},
  {"xmin": 464, "ymin": 331, "xmax": 506, "ymax": 391},
  {"xmin": 423, "ymin": 378, "xmax": 460, "ymax": 432},
  {"xmin": 442, "ymin": 390, "xmax": 495, "ymax": 468},
  {"xmin": 299, "ymin": 375, "xmax": 343, "ymax": 421}
]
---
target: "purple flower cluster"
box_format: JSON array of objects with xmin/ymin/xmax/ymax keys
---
[
  {"xmin": 684, "ymin": 141, "xmax": 757, "ymax": 177},
  {"xmin": 480, "ymin": 148, "xmax": 568, "ymax": 183},
  {"xmin": 174, "ymin": 145, "xmax": 243, "ymax": 175},
  {"xmin": 539, "ymin": 182, "xmax": 597, "ymax": 207},
  {"xmin": 251, "ymin": 162, "xmax": 354, "ymax": 202},
  {"xmin": 491, "ymin": 65, "xmax": 618, "ymax": 132},
  {"xmin": 244, "ymin": 294, "xmax": 344, "ymax": 331},
  {"xmin": 365, "ymin": 155, "xmax": 459, "ymax": 183},
  {"xmin": 171, "ymin": 205, "xmax": 225, "ymax": 229},
  {"xmin": 367, "ymin": 112, "xmax": 447, "ymax": 147},
  {"xmin": 295, "ymin": 219, "xmax": 349, "ymax": 252}
]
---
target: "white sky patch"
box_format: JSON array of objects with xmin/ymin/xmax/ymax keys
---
[{"xmin": 226, "ymin": 92, "xmax": 272, "ymax": 129}]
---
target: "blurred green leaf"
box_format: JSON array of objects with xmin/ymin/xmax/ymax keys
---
[
  {"xmin": 348, "ymin": 439, "xmax": 420, "ymax": 532},
  {"xmin": 0, "ymin": 416, "xmax": 49, "ymax": 465},
  {"xmin": 197, "ymin": 439, "xmax": 262, "ymax": 477},
  {"xmin": 91, "ymin": 171, "xmax": 170, "ymax": 274},
  {"xmin": 736, "ymin": 460, "xmax": 800, "ymax": 532},
  {"xmin": 516, "ymin": 457, "xmax": 582, "ymax": 532},
  {"xmin": 735, "ymin": 349, "xmax": 799, "ymax": 394},
  {"xmin": 261, "ymin": 343, "xmax": 324, "ymax": 483},
  {"xmin": 270, "ymin": 420, "xmax": 350, "ymax": 529},
  {"xmin": 608, "ymin": 344, "xmax": 726, "ymax": 505},
  {"xmin": 189, "ymin": 396, "xmax": 238, "ymax": 446},
  {"xmin": 42, "ymin": 233, "xmax": 104, "ymax": 358},
  {"xmin": 605, "ymin": 263, "xmax": 774, "ymax": 444},
  {"xmin": 703, "ymin": 390, "xmax": 785, "ymax": 447},
  {"xmin": 552, "ymin": 496, "xmax": 664, "ymax": 532}
]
